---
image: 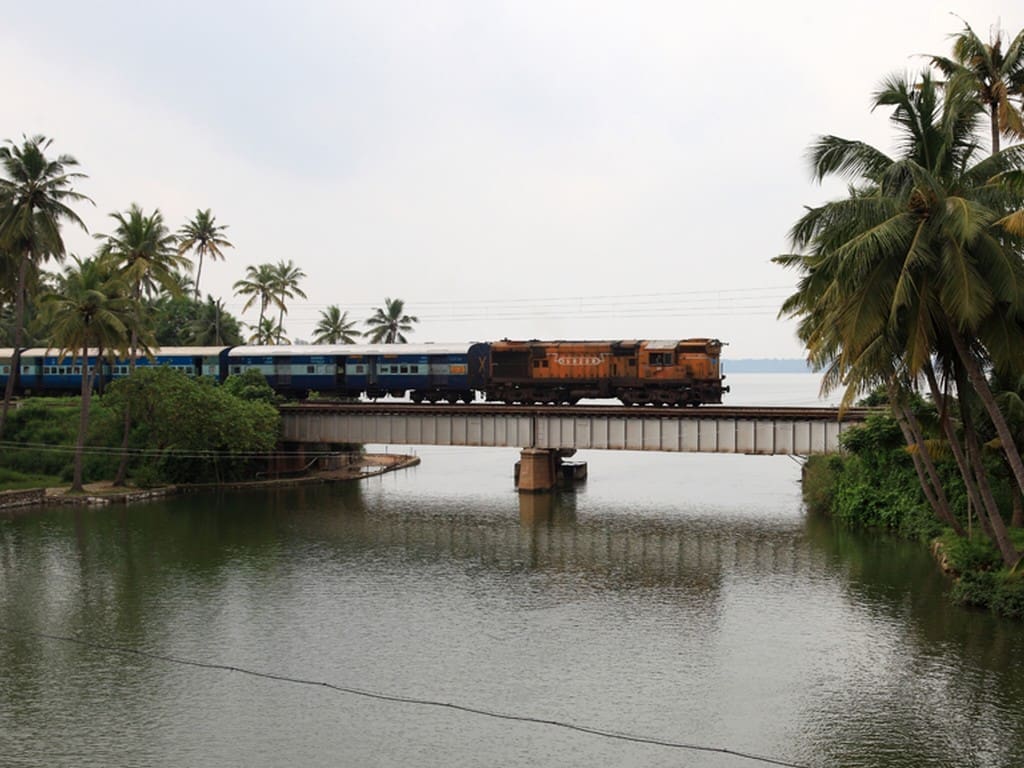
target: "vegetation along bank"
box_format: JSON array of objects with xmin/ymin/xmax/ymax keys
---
[{"xmin": 779, "ymin": 20, "xmax": 1024, "ymax": 620}]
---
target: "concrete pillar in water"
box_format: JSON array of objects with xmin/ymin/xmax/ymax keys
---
[{"xmin": 517, "ymin": 448, "xmax": 557, "ymax": 492}]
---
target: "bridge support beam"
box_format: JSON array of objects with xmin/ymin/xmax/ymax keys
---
[{"xmin": 516, "ymin": 448, "xmax": 558, "ymax": 493}]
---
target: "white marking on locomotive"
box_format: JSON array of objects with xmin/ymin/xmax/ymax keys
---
[{"xmin": 555, "ymin": 356, "xmax": 604, "ymax": 366}]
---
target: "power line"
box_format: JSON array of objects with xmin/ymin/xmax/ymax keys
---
[
  {"xmin": 0, "ymin": 440, "xmax": 355, "ymax": 461},
  {"xmin": 0, "ymin": 626, "xmax": 815, "ymax": 768},
  {"xmin": 215, "ymin": 286, "xmax": 797, "ymax": 323}
]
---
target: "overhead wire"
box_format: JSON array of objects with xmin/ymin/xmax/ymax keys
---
[
  {"xmin": 215, "ymin": 285, "xmax": 798, "ymax": 327},
  {"xmin": 0, "ymin": 439, "xmax": 352, "ymax": 461},
  {"xmin": 0, "ymin": 625, "xmax": 815, "ymax": 768}
]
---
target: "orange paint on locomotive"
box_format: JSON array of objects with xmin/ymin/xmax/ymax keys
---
[{"xmin": 639, "ymin": 339, "xmax": 722, "ymax": 383}]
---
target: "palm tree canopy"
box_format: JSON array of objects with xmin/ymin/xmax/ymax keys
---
[
  {"xmin": 267, "ymin": 259, "xmax": 306, "ymax": 344},
  {"xmin": 365, "ymin": 297, "xmax": 419, "ymax": 343},
  {"xmin": 41, "ymin": 255, "xmax": 132, "ymax": 361},
  {"xmin": 0, "ymin": 134, "xmax": 91, "ymax": 262},
  {"xmin": 233, "ymin": 262, "xmax": 279, "ymax": 334},
  {"xmin": 178, "ymin": 208, "xmax": 233, "ymax": 299},
  {"xmin": 777, "ymin": 71, "xmax": 1024, "ymax": 397},
  {"xmin": 313, "ymin": 305, "xmax": 362, "ymax": 344},
  {"xmin": 96, "ymin": 204, "xmax": 191, "ymax": 300},
  {"xmin": 930, "ymin": 20, "xmax": 1024, "ymax": 152},
  {"xmin": 247, "ymin": 315, "xmax": 287, "ymax": 345},
  {"xmin": 0, "ymin": 135, "xmax": 93, "ymax": 437},
  {"xmin": 190, "ymin": 295, "xmax": 243, "ymax": 346}
]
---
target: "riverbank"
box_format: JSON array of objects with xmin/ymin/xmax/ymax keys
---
[
  {"xmin": 802, "ymin": 453, "xmax": 1024, "ymax": 619},
  {"xmin": 0, "ymin": 453, "xmax": 420, "ymax": 510}
]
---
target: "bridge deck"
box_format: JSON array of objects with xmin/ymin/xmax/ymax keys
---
[{"xmin": 280, "ymin": 403, "xmax": 868, "ymax": 455}]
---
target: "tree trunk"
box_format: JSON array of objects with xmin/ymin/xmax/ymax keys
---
[
  {"xmin": 991, "ymin": 104, "xmax": 1001, "ymax": 155},
  {"xmin": 0, "ymin": 251, "xmax": 31, "ymax": 440},
  {"xmin": 953, "ymin": 361, "xmax": 1021, "ymax": 567},
  {"xmin": 194, "ymin": 254, "xmax": 204, "ymax": 301},
  {"xmin": 925, "ymin": 363, "xmax": 993, "ymax": 540},
  {"xmin": 113, "ymin": 293, "xmax": 141, "ymax": 486},
  {"xmin": 888, "ymin": 382, "xmax": 962, "ymax": 534},
  {"xmin": 72, "ymin": 346, "xmax": 93, "ymax": 493},
  {"xmin": 1013, "ymin": 492, "xmax": 1023, "ymax": 529},
  {"xmin": 948, "ymin": 321, "xmax": 1024, "ymax": 503}
]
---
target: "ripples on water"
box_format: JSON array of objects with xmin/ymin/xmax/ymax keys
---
[{"xmin": 2, "ymin": 374, "xmax": 1024, "ymax": 767}]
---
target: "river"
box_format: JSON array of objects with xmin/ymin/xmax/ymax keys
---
[{"xmin": 2, "ymin": 374, "xmax": 1023, "ymax": 767}]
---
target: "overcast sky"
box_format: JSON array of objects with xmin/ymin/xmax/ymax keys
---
[{"xmin": 5, "ymin": 1, "xmax": 1022, "ymax": 358}]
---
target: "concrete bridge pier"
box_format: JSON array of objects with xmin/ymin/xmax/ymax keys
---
[{"xmin": 516, "ymin": 448, "xmax": 558, "ymax": 492}]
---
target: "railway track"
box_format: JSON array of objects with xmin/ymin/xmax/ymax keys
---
[{"xmin": 280, "ymin": 402, "xmax": 875, "ymax": 422}]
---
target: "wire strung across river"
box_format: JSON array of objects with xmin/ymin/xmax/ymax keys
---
[{"xmin": 0, "ymin": 625, "xmax": 815, "ymax": 768}]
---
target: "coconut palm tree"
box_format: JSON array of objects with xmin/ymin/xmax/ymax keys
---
[
  {"xmin": 313, "ymin": 305, "xmax": 361, "ymax": 344},
  {"xmin": 233, "ymin": 263, "xmax": 278, "ymax": 337},
  {"xmin": 95, "ymin": 203, "xmax": 190, "ymax": 485},
  {"xmin": 96, "ymin": 204, "xmax": 190, "ymax": 355},
  {"xmin": 247, "ymin": 316, "xmax": 286, "ymax": 345},
  {"xmin": 930, "ymin": 20, "xmax": 1024, "ymax": 153},
  {"xmin": 776, "ymin": 71, "xmax": 1024, "ymax": 565},
  {"xmin": 190, "ymin": 295, "xmax": 243, "ymax": 346},
  {"xmin": 269, "ymin": 259, "xmax": 306, "ymax": 344},
  {"xmin": 365, "ymin": 297, "xmax": 418, "ymax": 343},
  {"xmin": 177, "ymin": 208, "xmax": 233, "ymax": 300},
  {"xmin": 0, "ymin": 135, "xmax": 91, "ymax": 437},
  {"xmin": 40, "ymin": 256, "xmax": 132, "ymax": 492}
]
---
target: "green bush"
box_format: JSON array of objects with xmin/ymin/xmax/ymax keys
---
[
  {"xmin": 801, "ymin": 455, "xmax": 840, "ymax": 513},
  {"xmin": 99, "ymin": 366, "xmax": 281, "ymax": 484},
  {"xmin": 950, "ymin": 570, "xmax": 997, "ymax": 608},
  {"xmin": 938, "ymin": 530, "xmax": 1001, "ymax": 575},
  {"xmin": 2, "ymin": 399, "xmax": 80, "ymax": 477},
  {"xmin": 826, "ymin": 450, "xmax": 941, "ymax": 539},
  {"xmin": 990, "ymin": 572, "xmax": 1024, "ymax": 619},
  {"xmin": 222, "ymin": 369, "xmax": 281, "ymax": 404}
]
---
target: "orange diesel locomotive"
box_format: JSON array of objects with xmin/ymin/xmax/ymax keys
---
[{"xmin": 483, "ymin": 338, "xmax": 727, "ymax": 406}]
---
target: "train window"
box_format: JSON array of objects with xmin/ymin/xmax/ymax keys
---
[
  {"xmin": 356, "ymin": 365, "xmax": 365, "ymax": 374},
  {"xmin": 231, "ymin": 366, "xmax": 241, "ymax": 375},
  {"xmin": 649, "ymin": 353, "xmax": 673, "ymax": 366},
  {"xmin": 542, "ymin": 360, "xmax": 549, "ymax": 368},
  {"xmin": 400, "ymin": 366, "xmax": 408, "ymax": 373},
  {"xmin": 307, "ymin": 365, "xmax": 315, "ymax": 374},
  {"xmin": 410, "ymin": 365, "xmax": 419, "ymax": 373}
]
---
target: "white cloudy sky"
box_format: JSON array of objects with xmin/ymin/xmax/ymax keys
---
[{"xmin": 4, "ymin": 1, "xmax": 1022, "ymax": 358}]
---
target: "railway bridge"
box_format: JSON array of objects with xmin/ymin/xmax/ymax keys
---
[{"xmin": 280, "ymin": 403, "xmax": 870, "ymax": 491}]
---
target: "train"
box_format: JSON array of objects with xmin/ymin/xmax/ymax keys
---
[{"xmin": 0, "ymin": 338, "xmax": 728, "ymax": 406}]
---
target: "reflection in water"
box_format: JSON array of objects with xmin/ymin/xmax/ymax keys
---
[{"xmin": 1, "ymin": 460, "xmax": 1024, "ymax": 768}]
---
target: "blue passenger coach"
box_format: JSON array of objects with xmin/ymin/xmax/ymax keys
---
[
  {"xmin": 227, "ymin": 345, "xmax": 345, "ymax": 396},
  {"xmin": 226, "ymin": 343, "xmax": 488, "ymax": 400}
]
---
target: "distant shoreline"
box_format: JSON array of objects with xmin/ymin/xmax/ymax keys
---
[{"xmin": 723, "ymin": 359, "xmax": 811, "ymax": 373}]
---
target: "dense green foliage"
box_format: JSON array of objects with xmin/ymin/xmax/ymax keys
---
[
  {"xmin": 0, "ymin": 368, "xmax": 281, "ymax": 488},
  {"xmin": 221, "ymin": 368, "xmax": 282, "ymax": 404},
  {"xmin": 97, "ymin": 367, "xmax": 280, "ymax": 484},
  {"xmin": 807, "ymin": 413, "xmax": 946, "ymax": 539},
  {"xmin": 805, "ymin": 412, "xmax": 1024, "ymax": 619},
  {"xmin": 1, "ymin": 399, "xmax": 83, "ymax": 480}
]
